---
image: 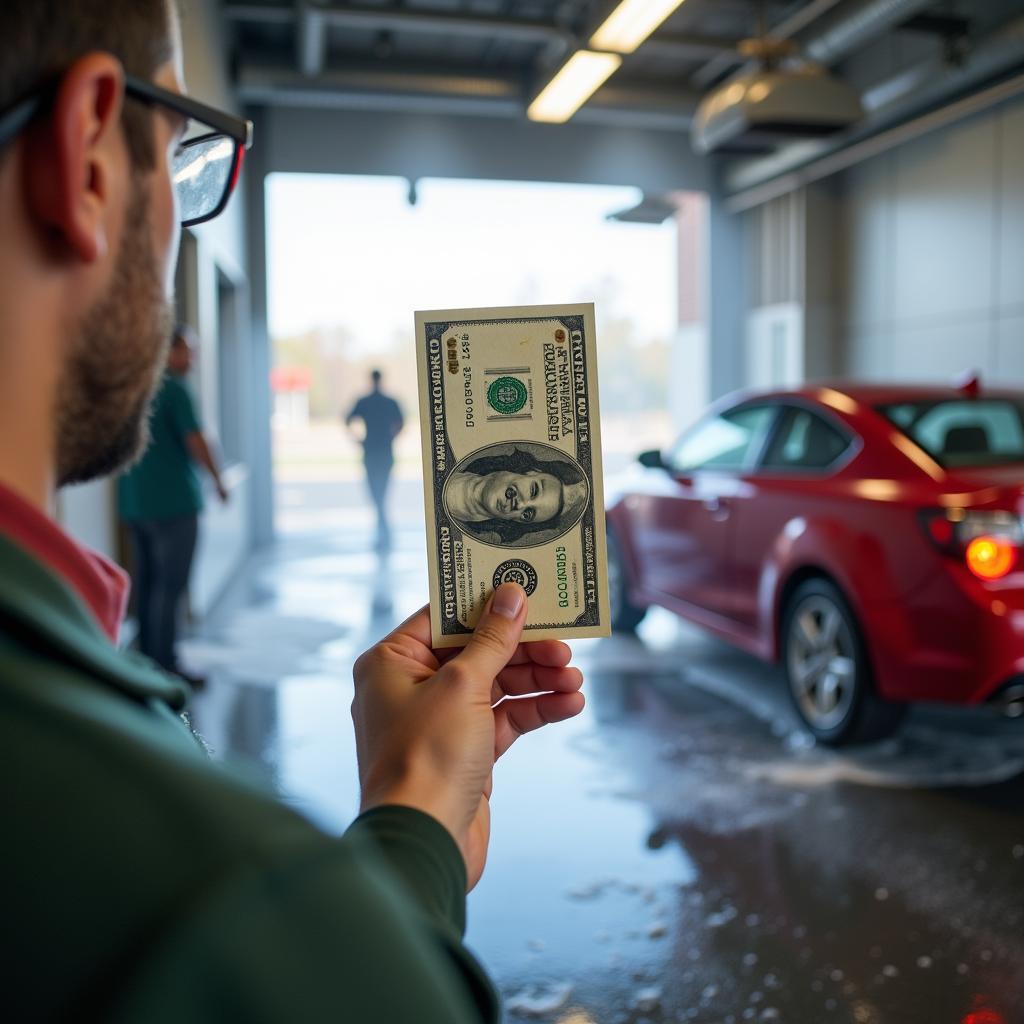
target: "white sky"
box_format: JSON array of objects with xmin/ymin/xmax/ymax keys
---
[{"xmin": 266, "ymin": 174, "xmax": 678, "ymax": 351}]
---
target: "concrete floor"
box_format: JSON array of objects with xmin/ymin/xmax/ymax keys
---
[{"xmin": 186, "ymin": 480, "xmax": 1024, "ymax": 1024}]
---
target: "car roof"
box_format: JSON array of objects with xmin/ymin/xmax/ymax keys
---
[{"xmin": 742, "ymin": 382, "xmax": 1024, "ymax": 406}]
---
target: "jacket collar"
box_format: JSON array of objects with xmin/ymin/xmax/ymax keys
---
[{"xmin": 0, "ymin": 534, "xmax": 188, "ymax": 709}]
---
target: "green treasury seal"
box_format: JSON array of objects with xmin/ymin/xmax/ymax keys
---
[{"xmin": 487, "ymin": 376, "xmax": 528, "ymax": 415}]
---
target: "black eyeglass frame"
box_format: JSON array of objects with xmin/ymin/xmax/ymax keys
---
[{"xmin": 0, "ymin": 71, "xmax": 254, "ymax": 228}]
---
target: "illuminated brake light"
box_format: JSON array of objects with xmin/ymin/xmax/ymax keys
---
[{"xmin": 966, "ymin": 536, "xmax": 1016, "ymax": 580}]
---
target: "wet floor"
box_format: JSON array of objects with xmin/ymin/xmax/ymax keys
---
[{"xmin": 186, "ymin": 480, "xmax": 1024, "ymax": 1024}]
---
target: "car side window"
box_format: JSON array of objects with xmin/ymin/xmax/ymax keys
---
[
  {"xmin": 761, "ymin": 407, "xmax": 851, "ymax": 471},
  {"xmin": 667, "ymin": 406, "xmax": 776, "ymax": 473}
]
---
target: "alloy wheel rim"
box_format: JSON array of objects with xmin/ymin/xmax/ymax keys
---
[{"xmin": 787, "ymin": 594, "xmax": 857, "ymax": 731}]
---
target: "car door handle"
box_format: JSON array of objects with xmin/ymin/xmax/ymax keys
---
[{"xmin": 703, "ymin": 497, "xmax": 730, "ymax": 520}]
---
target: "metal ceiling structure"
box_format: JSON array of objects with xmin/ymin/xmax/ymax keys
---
[{"xmin": 222, "ymin": 0, "xmax": 1024, "ymax": 187}]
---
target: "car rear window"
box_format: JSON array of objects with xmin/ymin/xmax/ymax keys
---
[{"xmin": 877, "ymin": 398, "xmax": 1024, "ymax": 467}]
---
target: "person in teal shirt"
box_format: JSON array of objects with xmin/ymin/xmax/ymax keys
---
[
  {"xmin": 0, "ymin": 2, "xmax": 585, "ymax": 1021},
  {"xmin": 119, "ymin": 326, "xmax": 227, "ymax": 681}
]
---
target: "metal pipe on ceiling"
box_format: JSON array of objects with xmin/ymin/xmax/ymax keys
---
[
  {"xmin": 297, "ymin": 3, "xmax": 326, "ymax": 76},
  {"xmin": 690, "ymin": 0, "xmax": 935, "ymax": 90},
  {"xmin": 803, "ymin": 0, "xmax": 935, "ymax": 65},
  {"xmin": 689, "ymin": 0, "xmax": 848, "ymax": 89}
]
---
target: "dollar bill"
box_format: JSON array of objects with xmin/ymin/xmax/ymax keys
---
[{"xmin": 415, "ymin": 303, "xmax": 611, "ymax": 648}]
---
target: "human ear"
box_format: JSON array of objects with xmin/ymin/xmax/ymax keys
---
[{"xmin": 24, "ymin": 53, "xmax": 126, "ymax": 264}]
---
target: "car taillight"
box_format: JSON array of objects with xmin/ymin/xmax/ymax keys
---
[{"xmin": 920, "ymin": 509, "xmax": 1023, "ymax": 580}]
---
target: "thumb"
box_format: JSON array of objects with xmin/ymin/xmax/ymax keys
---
[{"xmin": 447, "ymin": 583, "xmax": 527, "ymax": 688}]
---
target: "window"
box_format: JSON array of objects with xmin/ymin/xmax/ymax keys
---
[
  {"xmin": 878, "ymin": 399, "xmax": 1024, "ymax": 468},
  {"xmin": 761, "ymin": 407, "xmax": 851, "ymax": 471},
  {"xmin": 667, "ymin": 405, "xmax": 776, "ymax": 473}
]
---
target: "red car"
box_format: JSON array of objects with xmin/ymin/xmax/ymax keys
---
[{"xmin": 606, "ymin": 380, "xmax": 1024, "ymax": 745}]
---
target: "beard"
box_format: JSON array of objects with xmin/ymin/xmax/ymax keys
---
[{"xmin": 55, "ymin": 179, "xmax": 173, "ymax": 487}]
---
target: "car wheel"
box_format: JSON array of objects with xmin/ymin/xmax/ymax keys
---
[
  {"xmin": 607, "ymin": 526, "xmax": 647, "ymax": 633},
  {"xmin": 782, "ymin": 578, "xmax": 905, "ymax": 746}
]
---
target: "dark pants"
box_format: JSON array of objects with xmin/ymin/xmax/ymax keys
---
[
  {"xmin": 130, "ymin": 515, "xmax": 198, "ymax": 672},
  {"xmin": 365, "ymin": 454, "xmax": 393, "ymax": 548}
]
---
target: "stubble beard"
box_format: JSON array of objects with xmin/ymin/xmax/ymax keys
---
[{"xmin": 55, "ymin": 178, "xmax": 173, "ymax": 487}]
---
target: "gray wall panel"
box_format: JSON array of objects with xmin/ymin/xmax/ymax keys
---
[
  {"xmin": 840, "ymin": 156, "xmax": 894, "ymax": 331},
  {"xmin": 846, "ymin": 328, "xmax": 892, "ymax": 380},
  {"xmin": 890, "ymin": 114, "xmax": 998, "ymax": 323},
  {"xmin": 836, "ymin": 95, "xmax": 1024, "ymax": 386},
  {"xmin": 998, "ymin": 102, "xmax": 1024, "ymax": 315},
  {"xmin": 888, "ymin": 316, "xmax": 997, "ymax": 382},
  {"xmin": 996, "ymin": 316, "xmax": 1024, "ymax": 381}
]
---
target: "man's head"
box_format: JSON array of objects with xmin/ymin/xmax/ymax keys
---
[
  {"xmin": 0, "ymin": 1, "xmax": 185, "ymax": 486},
  {"xmin": 168, "ymin": 325, "xmax": 196, "ymax": 376},
  {"xmin": 371, "ymin": 369, "xmax": 383, "ymax": 391}
]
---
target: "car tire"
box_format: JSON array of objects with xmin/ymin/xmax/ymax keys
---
[
  {"xmin": 607, "ymin": 526, "xmax": 648, "ymax": 633},
  {"xmin": 781, "ymin": 578, "xmax": 906, "ymax": 746}
]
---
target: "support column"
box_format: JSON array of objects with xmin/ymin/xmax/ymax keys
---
[
  {"xmin": 244, "ymin": 107, "xmax": 275, "ymax": 546},
  {"xmin": 707, "ymin": 184, "xmax": 748, "ymax": 399}
]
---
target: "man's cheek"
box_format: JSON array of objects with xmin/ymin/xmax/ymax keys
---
[{"xmin": 155, "ymin": 172, "xmax": 180, "ymax": 296}]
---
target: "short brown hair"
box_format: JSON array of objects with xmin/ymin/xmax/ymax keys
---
[{"xmin": 0, "ymin": 1, "xmax": 173, "ymax": 168}]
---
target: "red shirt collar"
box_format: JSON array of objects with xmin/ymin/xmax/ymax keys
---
[{"xmin": 0, "ymin": 481, "xmax": 129, "ymax": 644}]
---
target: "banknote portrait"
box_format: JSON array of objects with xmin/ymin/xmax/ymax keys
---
[{"xmin": 443, "ymin": 441, "xmax": 589, "ymax": 548}]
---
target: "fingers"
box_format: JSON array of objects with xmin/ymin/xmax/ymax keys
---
[
  {"xmin": 389, "ymin": 605, "xmax": 434, "ymax": 649},
  {"xmin": 490, "ymin": 664, "xmax": 583, "ymax": 704},
  {"xmin": 436, "ymin": 637, "xmax": 572, "ymax": 670},
  {"xmin": 353, "ymin": 605, "xmax": 438, "ymax": 695},
  {"xmin": 516, "ymin": 639, "xmax": 573, "ymax": 668},
  {"xmin": 441, "ymin": 584, "xmax": 526, "ymax": 693},
  {"xmin": 494, "ymin": 691, "xmax": 586, "ymax": 760}
]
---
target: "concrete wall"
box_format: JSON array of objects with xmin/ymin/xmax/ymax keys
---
[
  {"xmin": 59, "ymin": 0, "xmax": 255, "ymax": 618},
  {"xmin": 741, "ymin": 186, "xmax": 840, "ymax": 393},
  {"xmin": 258, "ymin": 105, "xmax": 711, "ymax": 193},
  {"xmin": 836, "ymin": 94, "xmax": 1024, "ymax": 384},
  {"xmin": 176, "ymin": 0, "xmax": 255, "ymax": 615}
]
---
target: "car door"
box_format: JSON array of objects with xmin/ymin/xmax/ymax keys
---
[
  {"xmin": 729, "ymin": 403, "xmax": 856, "ymax": 631},
  {"xmin": 630, "ymin": 403, "xmax": 777, "ymax": 620}
]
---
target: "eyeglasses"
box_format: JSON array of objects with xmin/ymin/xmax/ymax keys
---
[{"xmin": 0, "ymin": 72, "xmax": 254, "ymax": 228}]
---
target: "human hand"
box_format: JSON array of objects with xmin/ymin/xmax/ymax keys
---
[
  {"xmin": 351, "ymin": 584, "xmax": 585, "ymax": 890},
  {"xmin": 216, "ymin": 480, "xmax": 229, "ymax": 503}
]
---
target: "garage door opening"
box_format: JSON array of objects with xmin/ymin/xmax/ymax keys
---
[{"xmin": 266, "ymin": 173, "xmax": 682, "ymax": 542}]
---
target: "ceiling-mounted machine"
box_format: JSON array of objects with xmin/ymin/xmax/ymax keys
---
[{"xmin": 692, "ymin": 23, "xmax": 864, "ymax": 154}]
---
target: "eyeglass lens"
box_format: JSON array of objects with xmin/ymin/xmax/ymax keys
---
[{"xmin": 173, "ymin": 134, "xmax": 235, "ymax": 224}]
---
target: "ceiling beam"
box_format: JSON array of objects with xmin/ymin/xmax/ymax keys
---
[
  {"xmin": 235, "ymin": 63, "xmax": 699, "ymax": 129},
  {"xmin": 224, "ymin": 2, "xmax": 740, "ymax": 58},
  {"xmin": 224, "ymin": 2, "xmax": 573, "ymax": 46}
]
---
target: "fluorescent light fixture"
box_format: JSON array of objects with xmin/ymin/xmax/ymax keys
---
[
  {"xmin": 527, "ymin": 50, "xmax": 622, "ymax": 123},
  {"xmin": 590, "ymin": 0, "xmax": 688, "ymax": 54}
]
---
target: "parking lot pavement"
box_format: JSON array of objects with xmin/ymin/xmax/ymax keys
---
[{"xmin": 186, "ymin": 508, "xmax": 1024, "ymax": 1024}]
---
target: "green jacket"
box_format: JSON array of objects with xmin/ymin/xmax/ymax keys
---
[{"xmin": 0, "ymin": 534, "xmax": 499, "ymax": 1023}]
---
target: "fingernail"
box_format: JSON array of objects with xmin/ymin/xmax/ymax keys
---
[{"xmin": 491, "ymin": 583, "xmax": 524, "ymax": 619}]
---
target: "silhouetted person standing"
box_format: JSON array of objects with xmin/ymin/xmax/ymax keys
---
[
  {"xmin": 119, "ymin": 326, "xmax": 227, "ymax": 683},
  {"xmin": 346, "ymin": 369, "xmax": 404, "ymax": 551}
]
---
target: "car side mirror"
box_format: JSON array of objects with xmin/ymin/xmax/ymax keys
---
[{"xmin": 637, "ymin": 449, "xmax": 666, "ymax": 470}]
